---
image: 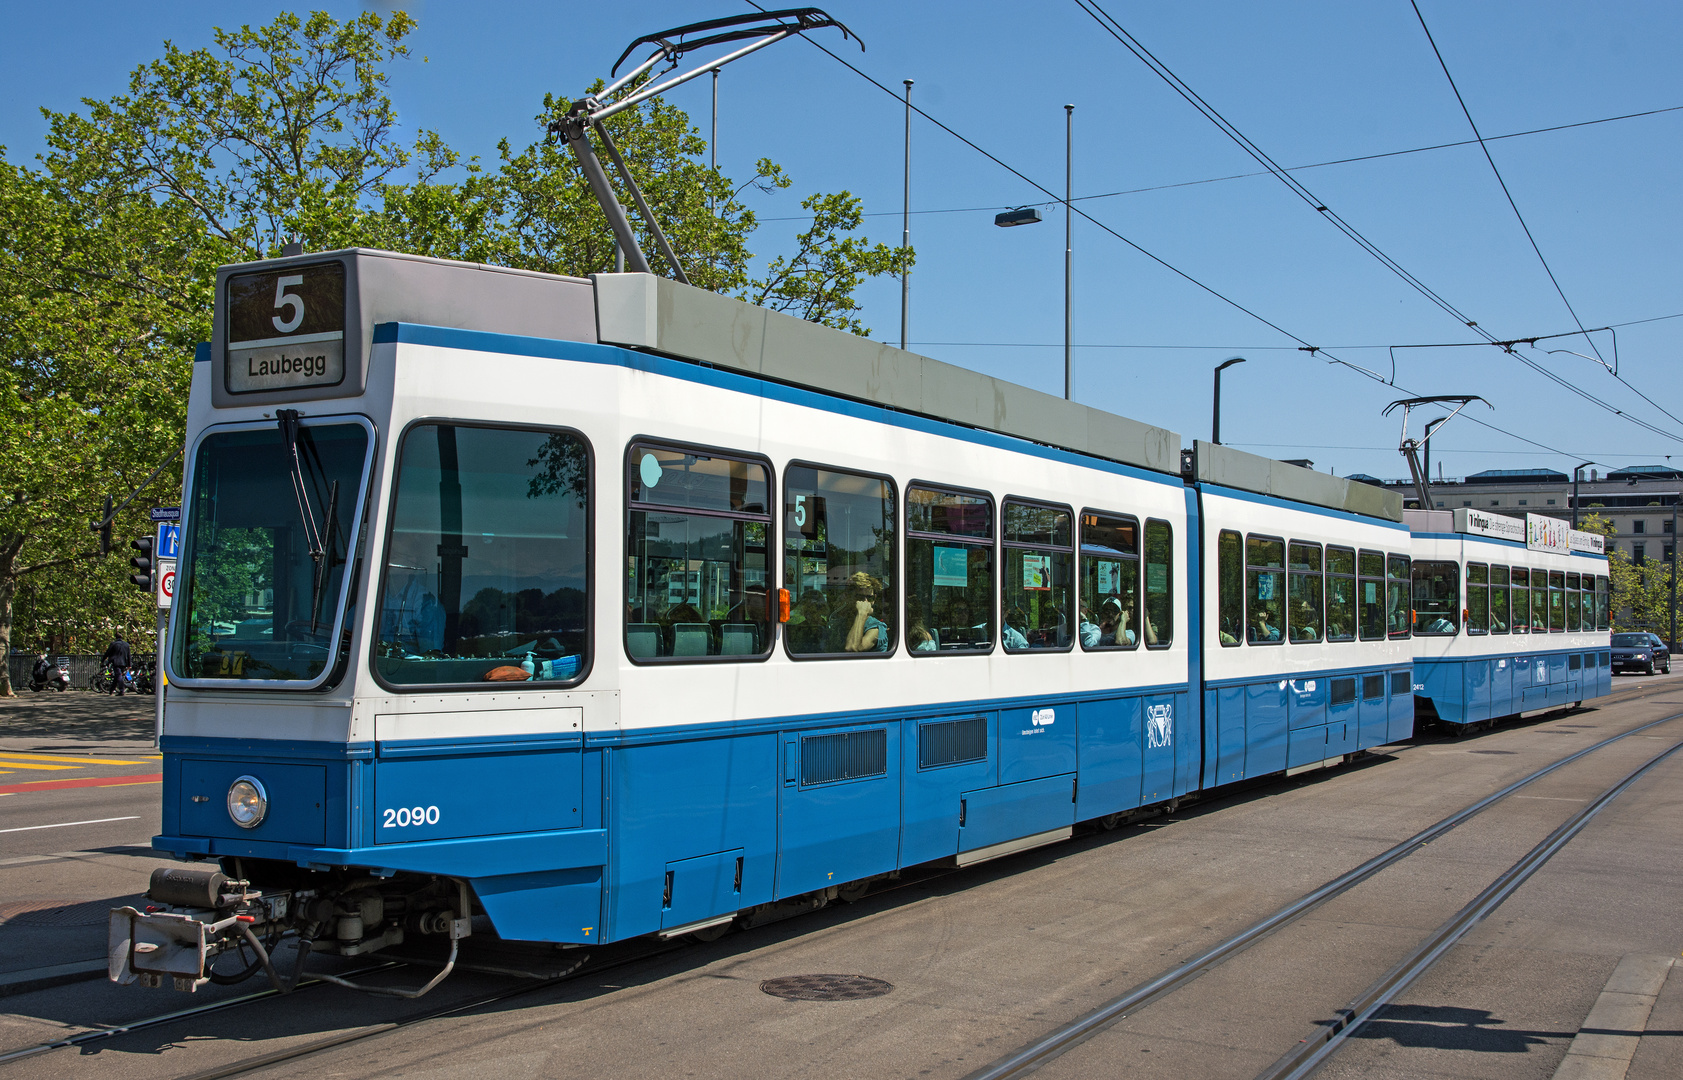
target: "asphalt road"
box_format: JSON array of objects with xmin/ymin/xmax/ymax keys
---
[{"xmin": 1, "ymin": 675, "xmax": 1679, "ymax": 1079}]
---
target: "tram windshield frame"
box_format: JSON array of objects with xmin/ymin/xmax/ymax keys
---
[{"xmin": 169, "ymin": 415, "xmax": 376, "ymax": 690}]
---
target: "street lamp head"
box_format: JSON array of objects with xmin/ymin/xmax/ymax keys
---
[
  {"xmin": 1215, "ymin": 356, "xmax": 1247, "ymax": 373},
  {"xmin": 994, "ymin": 206, "xmax": 1043, "ymax": 228}
]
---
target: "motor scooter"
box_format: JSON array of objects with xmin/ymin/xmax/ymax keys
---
[{"xmin": 29, "ymin": 656, "xmax": 69, "ymax": 692}]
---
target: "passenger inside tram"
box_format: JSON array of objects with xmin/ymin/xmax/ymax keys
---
[{"xmin": 831, "ymin": 572, "xmax": 889, "ymax": 652}]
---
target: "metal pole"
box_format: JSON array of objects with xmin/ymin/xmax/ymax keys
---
[
  {"xmin": 901, "ymin": 79, "xmax": 913, "ymax": 352},
  {"xmin": 1671, "ymin": 497, "xmax": 1678, "ymax": 648},
  {"xmin": 711, "ymin": 69, "xmax": 719, "ymax": 173},
  {"xmin": 1212, "ymin": 356, "xmax": 1246, "ymax": 445},
  {"xmin": 1064, "ymin": 104, "xmax": 1074, "ymax": 401},
  {"xmin": 1570, "ymin": 461, "xmax": 1593, "ymax": 528},
  {"xmin": 154, "ymin": 608, "xmax": 165, "ymax": 748}
]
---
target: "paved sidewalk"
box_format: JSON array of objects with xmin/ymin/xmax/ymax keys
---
[{"xmin": 0, "ymin": 691, "xmax": 155, "ymax": 753}]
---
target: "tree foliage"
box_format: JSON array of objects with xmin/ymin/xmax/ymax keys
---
[{"xmin": 0, "ymin": 10, "xmax": 911, "ymax": 689}]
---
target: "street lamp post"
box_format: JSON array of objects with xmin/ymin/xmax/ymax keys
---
[
  {"xmin": 1212, "ymin": 357, "xmax": 1246, "ymax": 445},
  {"xmin": 901, "ymin": 79, "xmax": 912, "ymax": 352},
  {"xmin": 1671, "ymin": 497, "xmax": 1679, "ymax": 648},
  {"xmin": 1064, "ymin": 104, "xmax": 1074, "ymax": 401},
  {"xmin": 1571, "ymin": 460, "xmax": 1595, "ymax": 528},
  {"xmin": 1422, "ymin": 416, "xmax": 1448, "ymax": 500}
]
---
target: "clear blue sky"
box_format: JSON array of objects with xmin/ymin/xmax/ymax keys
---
[{"xmin": 5, "ymin": 1, "xmax": 1680, "ymax": 481}]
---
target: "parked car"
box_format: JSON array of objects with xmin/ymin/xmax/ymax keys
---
[{"xmin": 1611, "ymin": 632, "xmax": 1671, "ymax": 675}]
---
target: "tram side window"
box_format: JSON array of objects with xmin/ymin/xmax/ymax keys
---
[
  {"xmin": 1326, "ymin": 546, "xmax": 1355, "ymax": 642},
  {"xmin": 1246, "ymin": 535, "xmax": 1285, "ymax": 644},
  {"xmin": 1387, "ymin": 554, "xmax": 1412, "ymax": 638},
  {"xmin": 1548, "ymin": 570, "xmax": 1566, "ymax": 632},
  {"xmin": 1596, "ymin": 575, "xmax": 1611, "ymax": 630},
  {"xmin": 906, "ymin": 486, "xmax": 994, "ymax": 654},
  {"xmin": 1412, "ymin": 560, "xmax": 1458, "ymax": 635},
  {"xmin": 375, "ymin": 424, "xmax": 590, "ymax": 687},
  {"xmin": 626, "ymin": 443, "xmax": 772, "ymax": 661},
  {"xmin": 1288, "ymin": 542, "xmax": 1323, "ymax": 643},
  {"xmin": 1358, "ymin": 549, "xmax": 1386, "ymax": 641},
  {"xmin": 1002, "ymin": 501, "xmax": 1074, "ymax": 651},
  {"xmin": 1144, "ymin": 519, "xmax": 1174, "ymax": 646},
  {"xmin": 1080, "ymin": 512, "xmax": 1140, "ymax": 651},
  {"xmin": 1490, "ymin": 565, "xmax": 1510, "ymax": 633},
  {"xmin": 1511, "ymin": 567, "xmax": 1531, "ymax": 633},
  {"xmin": 1531, "ymin": 569, "xmax": 1548, "ymax": 632},
  {"xmin": 1217, "ymin": 530, "xmax": 1243, "ymax": 646},
  {"xmin": 1466, "ymin": 563, "xmax": 1488, "ymax": 634},
  {"xmin": 1565, "ymin": 572, "xmax": 1582, "ymax": 632},
  {"xmin": 783, "ymin": 465, "xmax": 895, "ymax": 658}
]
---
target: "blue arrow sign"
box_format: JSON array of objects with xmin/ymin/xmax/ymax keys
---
[{"xmin": 156, "ymin": 522, "xmax": 181, "ymax": 560}]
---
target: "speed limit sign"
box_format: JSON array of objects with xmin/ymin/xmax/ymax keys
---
[{"xmin": 157, "ymin": 559, "xmax": 177, "ymax": 609}]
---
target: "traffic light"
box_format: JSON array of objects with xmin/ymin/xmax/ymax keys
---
[{"xmin": 129, "ymin": 537, "xmax": 154, "ymax": 591}]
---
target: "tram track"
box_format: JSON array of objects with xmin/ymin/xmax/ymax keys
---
[
  {"xmin": 0, "ymin": 963, "xmax": 402, "ymax": 1067},
  {"xmin": 7, "ymin": 699, "xmax": 1673, "ymax": 1079},
  {"xmin": 959, "ymin": 706, "xmax": 1683, "ymax": 1080},
  {"xmin": 1255, "ymin": 735, "xmax": 1683, "ymax": 1080}
]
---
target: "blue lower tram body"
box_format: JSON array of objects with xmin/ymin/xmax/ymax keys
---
[
  {"xmin": 157, "ymin": 670, "xmax": 1414, "ymax": 946},
  {"xmin": 1414, "ymin": 647, "xmax": 1613, "ymax": 728}
]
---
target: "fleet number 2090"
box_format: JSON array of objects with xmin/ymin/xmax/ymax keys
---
[{"xmin": 383, "ymin": 805, "xmax": 440, "ymax": 828}]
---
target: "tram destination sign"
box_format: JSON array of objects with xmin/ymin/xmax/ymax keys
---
[
  {"xmin": 1454, "ymin": 508, "xmax": 1525, "ymax": 543},
  {"xmin": 224, "ymin": 261, "xmax": 346, "ymax": 394}
]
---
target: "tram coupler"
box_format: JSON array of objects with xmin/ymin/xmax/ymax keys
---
[{"xmin": 107, "ymin": 867, "xmax": 289, "ymax": 992}]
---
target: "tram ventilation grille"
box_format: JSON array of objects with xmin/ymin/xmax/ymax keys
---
[
  {"xmin": 1392, "ymin": 671, "xmax": 1412, "ymax": 696},
  {"xmin": 1362, "ymin": 674, "xmax": 1386, "ymax": 701},
  {"xmin": 760, "ymin": 974, "xmax": 893, "ymax": 1001},
  {"xmin": 919, "ymin": 717, "xmax": 987, "ymax": 768},
  {"xmin": 802, "ymin": 729, "xmax": 887, "ymax": 786},
  {"xmin": 1330, "ymin": 678, "xmax": 1356, "ymax": 707},
  {"xmin": 1569, "ymin": 654, "xmax": 1582, "ymax": 671}
]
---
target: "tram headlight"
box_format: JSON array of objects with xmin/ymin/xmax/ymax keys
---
[{"xmin": 227, "ymin": 775, "xmax": 269, "ymax": 829}]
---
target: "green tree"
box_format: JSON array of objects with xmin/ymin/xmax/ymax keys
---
[
  {"xmin": 1579, "ymin": 512, "xmax": 1673, "ymax": 633},
  {"xmin": 1, "ymin": 10, "xmax": 910, "ymax": 690}
]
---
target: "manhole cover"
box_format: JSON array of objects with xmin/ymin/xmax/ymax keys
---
[
  {"xmin": 0, "ymin": 900, "xmax": 118, "ymax": 927},
  {"xmin": 1469, "ymin": 750, "xmax": 1516, "ymax": 755},
  {"xmin": 760, "ymin": 974, "xmax": 893, "ymax": 1001}
]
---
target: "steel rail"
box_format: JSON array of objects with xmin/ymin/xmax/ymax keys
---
[
  {"xmin": 959, "ymin": 708, "xmax": 1683, "ymax": 1080},
  {"xmin": 1258, "ymin": 735, "xmax": 1683, "ymax": 1080},
  {"xmin": 0, "ymin": 962, "xmax": 399, "ymax": 1066}
]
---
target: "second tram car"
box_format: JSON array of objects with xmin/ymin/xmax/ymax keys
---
[
  {"xmin": 1405, "ymin": 508, "xmax": 1612, "ymax": 733},
  {"xmin": 107, "ymin": 249, "xmax": 1591, "ymax": 995}
]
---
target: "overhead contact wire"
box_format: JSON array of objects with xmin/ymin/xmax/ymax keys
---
[{"xmin": 749, "ymin": 2, "xmax": 1593, "ymax": 460}]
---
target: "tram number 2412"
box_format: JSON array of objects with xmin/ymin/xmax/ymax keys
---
[{"xmin": 383, "ymin": 805, "xmax": 441, "ymax": 828}]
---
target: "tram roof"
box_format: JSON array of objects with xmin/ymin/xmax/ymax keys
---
[
  {"xmin": 1190, "ymin": 440, "xmax": 1402, "ymax": 522},
  {"xmin": 206, "ymin": 249, "xmax": 1400, "ymax": 520},
  {"xmin": 593, "ymin": 273, "xmax": 1183, "ymax": 477}
]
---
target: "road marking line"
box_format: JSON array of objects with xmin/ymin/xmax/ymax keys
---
[
  {"xmin": 0, "ymin": 845, "xmax": 157, "ymax": 869},
  {"xmin": 0, "ymin": 752, "xmax": 149, "ymax": 766},
  {"xmin": 0, "ymin": 773, "xmax": 162, "ymax": 796},
  {"xmin": 0, "ymin": 761, "xmax": 80, "ymax": 771},
  {"xmin": 0, "ymin": 816, "xmax": 140, "ymax": 835}
]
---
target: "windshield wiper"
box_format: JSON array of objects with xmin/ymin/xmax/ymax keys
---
[{"xmin": 276, "ymin": 410, "xmax": 344, "ymax": 633}]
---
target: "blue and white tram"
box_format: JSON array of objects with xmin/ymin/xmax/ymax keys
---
[
  {"xmin": 1198, "ymin": 480, "xmax": 1415, "ymax": 786},
  {"xmin": 111, "ymin": 249, "xmax": 1418, "ymax": 993},
  {"xmin": 1405, "ymin": 509, "xmax": 1612, "ymax": 732}
]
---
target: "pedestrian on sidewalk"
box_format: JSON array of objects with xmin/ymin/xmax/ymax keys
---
[{"xmin": 103, "ymin": 633, "xmax": 131, "ymax": 696}]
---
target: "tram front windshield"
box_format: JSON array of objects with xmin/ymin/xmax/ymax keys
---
[{"xmin": 175, "ymin": 422, "xmax": 369, "ymax": 683}]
